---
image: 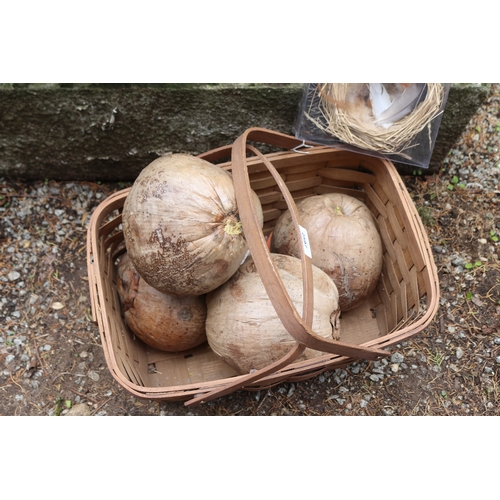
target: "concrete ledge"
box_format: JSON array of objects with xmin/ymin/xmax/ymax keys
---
[{"xmin": 0, "ymin": 83, "xmax": 490, "ymax": 181}]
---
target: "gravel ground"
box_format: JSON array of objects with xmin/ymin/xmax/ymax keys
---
[{"xmin": 1, "ymin": 84, "xmax": 500, "ymax": 416}]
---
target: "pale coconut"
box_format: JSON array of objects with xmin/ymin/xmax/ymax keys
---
[
  {"xmin": 271, "ymin": 193, "xmax": 383, "ymax": 311},
  {"xmin": 205, "ymin": 254, "xmax": 340, "ymax": 374},
  {"xmin": 122, "ymin": 153, "xmax": 264, "ymax": 296}
]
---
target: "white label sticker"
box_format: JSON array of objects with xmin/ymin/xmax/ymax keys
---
[
  {"xmin": 299, "ymin": 225, "xmax": 312, "ymax": 259},
  {"xmin": 240, "ymin": 249, "xmax": 250, "ymax": 266}
]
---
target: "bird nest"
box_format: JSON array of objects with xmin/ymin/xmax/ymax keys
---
[{"xmin": 305, "ymin": 83, "xmax": 446, "ymax": 157}]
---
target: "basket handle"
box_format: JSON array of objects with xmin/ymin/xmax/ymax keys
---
[{"xmin": 231, "ymin": 128, "xmax": 389, "ymax": 359}]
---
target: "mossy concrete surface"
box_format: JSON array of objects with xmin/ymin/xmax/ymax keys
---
[{"xmin": 0, "ymin": 84, "xmax": 490, "ymax": 181}]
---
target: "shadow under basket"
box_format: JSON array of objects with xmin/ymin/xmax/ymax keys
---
[{"xmin": 86, "ymin": 128, "xmax": 440, "ymax": 405}]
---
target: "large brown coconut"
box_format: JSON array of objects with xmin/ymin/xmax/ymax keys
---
[
  {"xmin": 122, "ymin": 154, "xmax": 264, "ymax": 296},
  {"xmin": 116, "ymin": 253, "xmax": 207, "ymax": 352},
  {"xmin": 271, "ymin": 193, "xmax": 383, "ymax": 311},
  {"xmin": 205, "ymin": 254, "xmax": 340, "ymax": 374}
]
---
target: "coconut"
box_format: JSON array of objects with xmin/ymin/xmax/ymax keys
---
[
  {"xmin": 271, "ymin": 193, "xmax": 383, "ymax": 311},
  {"xmin": 205, "ymin": 254, "xmax": 340, "ymax": 374},
  {"xmin": 122, "ymin": 153, "xmax": 263, "ymax": 296},
  {"xmin": 116, "ymin": 253, "xmax": 207, "ymax": 352}
]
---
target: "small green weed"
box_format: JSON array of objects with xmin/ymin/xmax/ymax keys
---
[
  {"xmin": 447, "ymin": 176, "xmax": 459, "ymax": 190},
  {"xmin": 54, "ymin": 398, "xmax": 72, "ymax": 416},
  {"xmin": 490, "ymin": 230, "xmax": 498, "ymax": 242},
  {"xmin": 465, "ymin": 261, "xmax": 482, "ymax": 270},
  {"xmin": 427, "ymin": 348, "xmax": 445, "ymax": 368},
  {"xmin": 418, "ymin": 206, "xmax": 434, "ymax": 226},
  {"xmin": 447, "ymin": 175, "xmax": 466, "ymax": 190}
]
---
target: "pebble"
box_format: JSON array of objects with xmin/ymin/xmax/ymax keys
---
[
  {"xmin": 65, "ymin": 403, "xmax": 92, "ymax": 416},
  {"xmin": 8, "ymin": 271, "xmax": 20, "ymax": 281},
  {"xmin": 390, "ymin": 352, "xmax": 404, "ymax": 364},
  {"xmin": 87, "ymin": 370, "xmax": 100, "ymax": 382},
  {"xmin": 432, "ymin": 245, "xmax": 446, "ymax": 254},
  {"xmin": 456, "ymin": 347, "xmax": 464, "ymax": 359}
]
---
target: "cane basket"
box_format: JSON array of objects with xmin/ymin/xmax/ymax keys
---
[{"xmin": 86, "ymin": 128, "xmax": 439, "ymax": 406}]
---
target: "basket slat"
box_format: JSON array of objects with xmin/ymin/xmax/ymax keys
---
[{"xmin": 317, "ymin": 167, "xmax": 376, "ymax": 185}]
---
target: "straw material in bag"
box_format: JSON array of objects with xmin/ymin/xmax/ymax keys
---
[{"xmin": 87, "ymin": 128, "xmax": 439, "ymax": 406}]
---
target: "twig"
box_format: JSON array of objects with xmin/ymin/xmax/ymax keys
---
[
  {"xmin": 31, "ymin": 331, "xmax": 51, "ymax": 375},
  {"xmin": 9, "ymin": 373, "xmax": 24, "ymax": 392},
  {"xmin": 70, "ymin": 389, "xmax": 99, "ymax": 404}
]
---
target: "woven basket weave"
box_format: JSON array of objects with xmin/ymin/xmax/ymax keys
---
[{"xmin": 86, "ymin": 128, "xmax": 439, "ymax": 406}]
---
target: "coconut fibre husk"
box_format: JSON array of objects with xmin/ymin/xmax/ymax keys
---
[{"xmin": 305, "ymin": 83, "xmax": 445, "ymax": 155}]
